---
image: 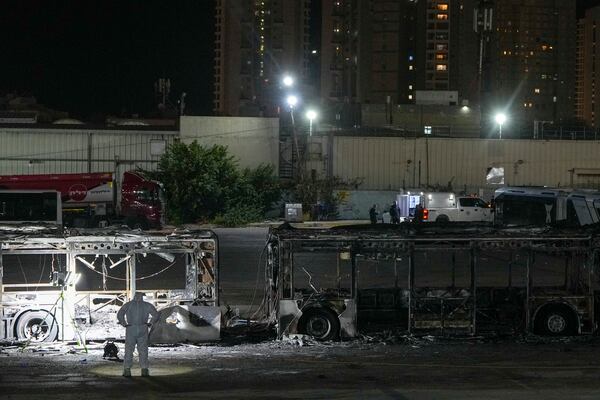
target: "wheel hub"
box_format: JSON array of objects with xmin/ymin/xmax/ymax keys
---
[
  {"xmin": 547, "ymin": 314, "xmax": 566, "ymax": 333},
  {"xmin": 26, "ymin": 319, "xmax": 49, "ymax": 340},
  {"xmin": 307, "ymin": 316, "xmax": 331, "ymax": 338}
]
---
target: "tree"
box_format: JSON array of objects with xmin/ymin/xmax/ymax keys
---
[{"xmin": 149, "ymin": 141, "xmax": 280, "ymax": 225}]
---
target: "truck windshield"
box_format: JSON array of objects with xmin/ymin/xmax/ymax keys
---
[
  {"xmin": 567, "ymin": 198, "xmax": 595, "ymax": 226},
  {"xmin": 134, "ymin": 188, "xmax": 161, "ymax": 205}
]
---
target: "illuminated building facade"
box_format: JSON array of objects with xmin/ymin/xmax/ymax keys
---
[
  {"xmin": 579, "ymin": 6, "xmax": 600, "ymax": 127},
  {"xmin": 320, "ymin": 0, "xmax": 480, "ymax": 108},
  {"xmin": 489, "ymin": 0, "xmax": 576, "ymax": 133},
  {"xmin": 213, "ymin": 0, "xmax": 310, "ymax": 117}
]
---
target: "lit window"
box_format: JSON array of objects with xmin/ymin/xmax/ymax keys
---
[
  {"xmin": 436, "ymin": 13, "xmax": 448, "ymax": 20},
  {"xmin": 409, "ymin": 85, "xmax": 413, "ymax": 90},
  {"xmin": 541, "ymin": 45, "xmax": 548, "ymax": 51},
  {"xmin": 437, "ymin": 4, "xmax": 448, "ymax": 11},
  {"xmin": 424, "ymin": 126, "xmax": 432, "ymax": 135},
  {"xmin": 534, "ymin": 88, "xmax": 540, "ymax": 94},
  {"xmin": 408, "ymin": 95, "xmax": 413, "ymax": 100},
  {"xmin": 436, "ymin": 64, "xmax": 447, "ymax": 71},
  {"xmin": 409, "ymin": 55, "xmax": 414, "ymax": 61},
  {"xmin": 409, "ymin": 65, "xmax": 413, "ymax": 70},
  {"xmin": 435, "ymin": 54, "xmax": 446, "ymax": 60}
]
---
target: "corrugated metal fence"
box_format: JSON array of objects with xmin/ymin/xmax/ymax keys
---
[
  {"xmin": 0, "ymin": 128, "xmax": 177, "ymax": 176},
  {"xmin": 332, "ymin": 136, "xmax": 600, "ymax": 191}
]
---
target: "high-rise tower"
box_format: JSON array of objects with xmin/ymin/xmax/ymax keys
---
[{"xmin": 214, "ymin": 0, "xmax": 311, "ymax": 117}]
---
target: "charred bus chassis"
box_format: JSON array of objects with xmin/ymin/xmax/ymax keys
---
[
  {"xmin": 0, "ymin": 229, "xmax": 219, "ymax": 343},
  {"xmin": 266, "ymin": 224, "xmax": 599, "ymax": 339}
]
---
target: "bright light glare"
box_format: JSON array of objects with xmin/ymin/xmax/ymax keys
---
[
  {"xmin": 286, "ymin": 95, "xmax": 298, "ymax": 107},
  {"xmin": 282, "ymin": 75, "xmax": 294, "ymax": 87},
  {"xmin": 495, "ymin": 113, "xmax": 507, "ymax": 125},
  {"xmin": 306, "ymin": 109, "xmax": 317, "ymax": 120}
]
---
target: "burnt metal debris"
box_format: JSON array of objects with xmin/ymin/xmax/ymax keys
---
[
  {"xmin": 0, "ymin": 225, "xmax": 220, "ymax": 344},
  {"xmin": 264, "ymin": 222, "xmax": 600, "ymax": 340}
]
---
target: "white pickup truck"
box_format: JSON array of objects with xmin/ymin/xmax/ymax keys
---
[{"xmin": 397, "ymin": 191, "xmax": 492, "ymax": 223}]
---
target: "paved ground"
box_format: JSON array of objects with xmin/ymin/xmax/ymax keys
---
[{"xmin": 2, "ymin": 336, "xmax": 600, "ymax": 399}]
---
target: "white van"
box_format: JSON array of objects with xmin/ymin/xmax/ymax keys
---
[{"xmin": 397, "ymin": 191, "xmax": 492, "ymax": 222}]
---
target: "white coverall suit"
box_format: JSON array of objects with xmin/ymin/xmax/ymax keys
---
[{"xmin": 117, "ymin": 293, "xmax": 159, "ymax": 371}]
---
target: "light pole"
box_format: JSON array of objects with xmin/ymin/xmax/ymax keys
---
[
  {"xmin": 286, "ymin": 95, "xmax": 298, "ymax": 124},
  {"xmin": 495, "ymin": 113, "xmax": 507, "ymax": 139},
  {"xmin": 305, "ymin": 109, "xmax": 317, "ymax": 136},
  {"xmin": 286, "ymin": 95, "xmax": 301, "ymax": 173}
]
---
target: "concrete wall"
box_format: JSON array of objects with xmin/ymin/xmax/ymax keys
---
[
  {"xmin": 362, "ymin": 103, "xmax": 481, "ymax": 137},
  {"xmin": 180, "ymin": 116, "xmax": 279, "ymax": 171},
  {"xmin": 335, "ymin": 190, "xmax": 398, "ymax": 220}
]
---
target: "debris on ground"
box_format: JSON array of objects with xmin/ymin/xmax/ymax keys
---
[{"xmin": 279, "ymin": 334, "xmax": 317, "ymax": 347}]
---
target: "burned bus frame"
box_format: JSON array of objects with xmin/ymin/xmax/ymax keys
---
[
  {"xmin": 267, "ymin": 225, "xmax": 598, "ymax": 339},
  {"xmin": 0, "ymin": 230, "xmax": 219, "ymax": 342}
]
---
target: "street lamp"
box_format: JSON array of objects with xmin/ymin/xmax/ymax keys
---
[
  {"xmin": 286, "ymin": 95, "xmax": 298, "ymax": 108},
  {"xmin": 282, "ymin": 75, "xmax": 294, "ymax": 87},
  {"xmin": 305, "ymin": 109, "xmax": 317, "ymax": 136},
  {"xmin": 495, "ymin": 113, "xmax": 507, "ymax": 139},
  {"xmin": 286, "ymin": 95, "xmax": 298, "ymax": 125}
]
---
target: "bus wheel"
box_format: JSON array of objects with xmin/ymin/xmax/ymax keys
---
[
  {"xmin": 298, "ymin": 308, "xmax": 340, "ymax": 341},
  {"xmin": 535, "ymin": 305, "xmax": 577, "ymax": 336},
  {"xmin": 16, "ymin": 311, "xmax": 59, "ymax": 342}
]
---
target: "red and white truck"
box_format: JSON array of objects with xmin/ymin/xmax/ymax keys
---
[{"xmin": 0, "ymin": 171, "xmax": 164, "ymax": 228}]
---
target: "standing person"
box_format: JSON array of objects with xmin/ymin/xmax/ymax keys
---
[
  {"xmin": 369, "ymin": 204, "xmax": 378, "ymax": 224},
  {"xmin": 117, "ymin": 292, "xmax": 159, "ymax": 377},
  {"xmin": 414, "ymin": 203, "xmax": 424, "ymax": 223},
  {"xmin": 390, "ymin": 203, "xmax": 400, "ymax": 224}
]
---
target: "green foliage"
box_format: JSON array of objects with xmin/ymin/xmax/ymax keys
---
[
  {"xmin": 238, "ymin": 164, "xmax": 281, "ymax": 213},
  {"xmin": 150, "ymin": 141, "xmax": 280, "ymax": 225},
  {"xmin": 213, "ymin": 204, "xmax": 263, "ymax": 227}
]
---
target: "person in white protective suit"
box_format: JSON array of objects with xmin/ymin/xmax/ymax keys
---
[{"xmin": 117, "ymin": 292, "xmax": 159, "ymax": 377}]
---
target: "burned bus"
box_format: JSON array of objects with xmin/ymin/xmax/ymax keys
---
[
  {"xmin": 0, "ymin": 230, "xmax": 219, "ymax": 343},
  {"xmin": 266, "ymin": 223, "xmax": 599, "ymax": 339}
]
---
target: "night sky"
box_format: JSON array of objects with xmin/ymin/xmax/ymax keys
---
[
  {"xmin": 0, "ymin": 0, "xmax": 598, "ymax": 120},
  {"xmin": 0, "ymin": 1, "xmax": 215, "ymax": 119}
]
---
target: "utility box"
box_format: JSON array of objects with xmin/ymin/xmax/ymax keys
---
[{"xmin": 285, "ymin": 203, "xmax": 303, "ymax": 222}]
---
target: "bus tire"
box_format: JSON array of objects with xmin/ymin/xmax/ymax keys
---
[
  {"xmin": 535, "ymin": 305, "xmax": 577, "ymax": 336},
  {"xmin": 298, "ymin": 308, "xmax": 340, "ymax": 341},
  {"xmin": 15, "ymin": 311, "xmax": 59, "ymax": 342}
]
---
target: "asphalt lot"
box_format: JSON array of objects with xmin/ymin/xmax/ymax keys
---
[
  {"xmin": 3, "ymin": 226, "xmax": 600, "ymax": 399},
  {"xmin": 3, "ymin": 336, "xmax": 600, "ymax": 399}
]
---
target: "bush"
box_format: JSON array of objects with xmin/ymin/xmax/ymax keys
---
[
  {"xmin": 147, "ymin": 141, "xmax": 280, "ymax": 225},
  {"xmin": 213, "ymin": 204, "xmax": 263, "ymax": 227}
]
